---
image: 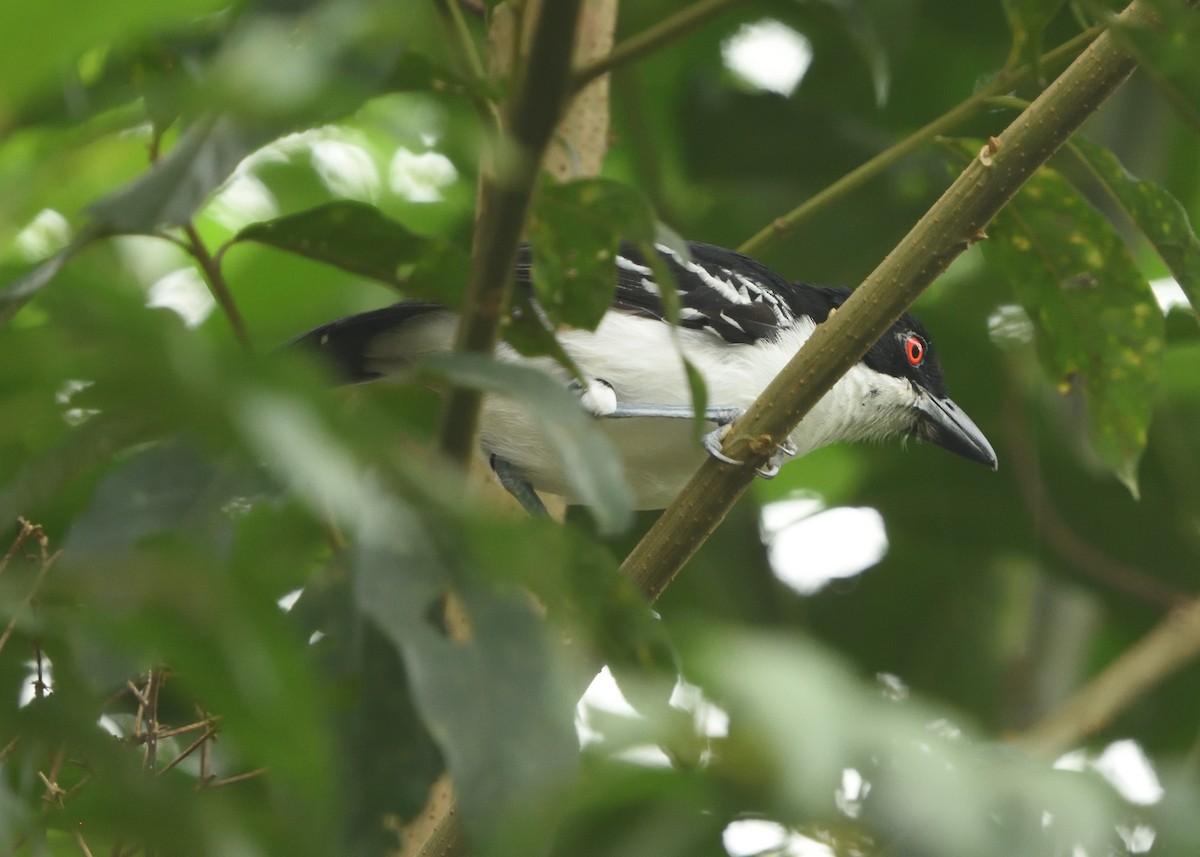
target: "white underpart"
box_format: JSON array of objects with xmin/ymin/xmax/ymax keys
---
[{"xmin": 365, "ymin": 311, "xmax": 921, "ymax": 509}]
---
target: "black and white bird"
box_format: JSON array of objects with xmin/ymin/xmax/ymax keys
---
[{"xmin": 294, "ymin": 241, "xmax": 996, "ymax": 511}]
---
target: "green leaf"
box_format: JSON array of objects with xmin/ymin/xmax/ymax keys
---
[
  {"xmin": 980, "ymin": 158, "xmax": 1164, "ymax": 494},
  {"xmin": 528, "ymin": 178, "xmax": 656, "ymax": 330},
  {"xmin": 422, "ymin": 353, "xmax": 634, "ymax": 534},
  {"xmin": 88, "ymin": 115, "xmax": 277, "ymax": 233},
  {"xmin": 232, "ymin": 201, "xmax": 469, "ymax": 304},
  {"xmin": 1070, "ymin": 135, "xmax": 1200, "ymax": 322}
]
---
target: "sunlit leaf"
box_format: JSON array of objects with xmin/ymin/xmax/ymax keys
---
[
  {"xmin": 1071, "ymin": 135, "xmax": 1200, "ymax": 322},
  {"xmin": 421, "ymin": 353, "xmax": 633, "ymax": 534},
  {"xmin": 233, "ymin": 200, "xmax": 469, "ymax": 304},
  {"xmin": 0, "ymin": 0, "xmax": 228, "ymax": 111},
  {"xmin": 978, "ymin": 156, "xmax": 1164, "ymax": 494}
]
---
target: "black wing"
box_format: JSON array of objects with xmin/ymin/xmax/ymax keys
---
[
  {"xmin": 606, "ymin": 241, "xmax": 848, "ymax": 345},
  {"xmin": 288, "ymin": 302, "xmax": 444, "ymax": 382}
]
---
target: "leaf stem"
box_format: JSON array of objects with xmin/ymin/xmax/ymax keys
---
[
  {"xmin": 182, "ymin": 222, "xmax": 252, "ymax": 352},
  {"xmin": 738, "ymin": 25, "xmax": 1101, "ymax": 258},
  {"xmin": 436, "ymin": 0, "xmax": 586, "ymax": 465},
  {"xmin": 570, "ymin": 0, "xmax": 755, "ymax": 93},
  {"xmin": 622, "ymin": 3, "xmax": 1151, "ymax": 601}
]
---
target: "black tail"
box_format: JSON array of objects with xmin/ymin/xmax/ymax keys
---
[{"xmin": 289, "ymin": 301, "xmax": 445, "ymax": 383}]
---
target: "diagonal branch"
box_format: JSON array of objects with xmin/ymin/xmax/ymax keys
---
[
  {"xmin": 620, "ymin": 0, "xmax": 1157, "ymax": 601},
  {"xmin": 436, "ymin": 0, "xmax": 586, "ymax": 465},
  {"xmin": 1012, "ymin": 595, "xmax": 1200, "ymax": 759}
]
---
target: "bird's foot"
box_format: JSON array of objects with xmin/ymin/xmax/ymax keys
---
[
  {"xmin": 702, "ymin": 425, "xmax": 796, "ymax": 479},
  {"xmin": 490, "ymin": 455, "xmax": 550, "ymax": 518}
]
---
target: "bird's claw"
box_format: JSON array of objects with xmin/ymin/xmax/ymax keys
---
[
  {"xmin": 702, "ymin": 428, "xmax": 797, "ymax": 480},
  {"xmin": 702, "ymin": 426, "xmax": 744, "ymax": 466},
  {"xmin": 755, "ymin": 438, "xmax": 797, "ymax": 478}
]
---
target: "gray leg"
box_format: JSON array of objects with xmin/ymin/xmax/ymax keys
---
[{"xmin": 490, "ymin": 455, "xmax": 549, "ymax": 518}]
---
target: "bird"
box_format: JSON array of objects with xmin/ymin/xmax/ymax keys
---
[{"xmin": 292, "ymin": 240, "xmax": 997, "ymax": 513}]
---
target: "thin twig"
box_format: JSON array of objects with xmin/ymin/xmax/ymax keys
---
[
  {"xmin": 1012, "ymin": 595, "xmax": 1200, "ymax": 758},
  {"xmin": 0, "ymin": 520, "xmax": 58, "ymax": 656},
  {"xmin": 182, "ymin": 222, "xmax": 252, "ymax": 352},
  {"xmin": 1002, "ymin": 382, "xmax": 1189, "ymax": 610},
  {"xmin": 199, "ymin": 767, "xmax": 267, "ymax": 790},
  {"xmin": 571, "ymin": 0, "xmax": 754, "ymax": 92},
  {"xmin": 157, "ymin": 728, "xmax": 215, "ymax": 776},
  {"xmin": 738, "ymin": 26, "xmax": 1101, "ymax": 257},
  {"xmin": 73, "ymin": 829, "xmax": 97, "ymax": 857}
]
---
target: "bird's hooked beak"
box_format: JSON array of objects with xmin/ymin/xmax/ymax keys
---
[{"xmin": 914, "ymin": 393, "xmax": 998, "ymax": 470}]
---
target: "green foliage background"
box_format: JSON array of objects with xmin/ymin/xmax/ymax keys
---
[{"xmin": 1, "ymin": 0, "xmax": 1199, "ymax": 855}]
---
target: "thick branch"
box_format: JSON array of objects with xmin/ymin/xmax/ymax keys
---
[
  {"xmin": 436, "ymin": 0, "xmax": 585, "ymax": 464},
  {"xmin": 621, "ymin": 1, "xmax": 1154, "ymax": 601}
]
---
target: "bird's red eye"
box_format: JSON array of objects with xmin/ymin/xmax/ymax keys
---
[{"xmin": 904, "ymin": 334, "xmax": 925, "ymax": 366}]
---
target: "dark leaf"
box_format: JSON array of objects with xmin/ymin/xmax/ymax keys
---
[
  {"xmin": 1071, "ymin": 135, "xmax": 1200, "ymax": 322},
  {"xmin": 232, "ymin": 200, "xmax": 469, "ymax": 304},
  {"xmin": 0, "ymin": 240, "xmax": 84, "ymax": 326},
  {"xmin": 291, "ymin": 566, "xmax": 444, "ymax": 853},
  {"xmin": 354, "ymin": 513, "xmax": 579, "ymax": 848}
]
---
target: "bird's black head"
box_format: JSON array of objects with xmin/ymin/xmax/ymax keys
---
[{"xmin": 803, "ymin": 287, "xmax": 996, "ymax": 470}]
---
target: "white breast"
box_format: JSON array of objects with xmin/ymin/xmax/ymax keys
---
[{"xmin": 366, "ymin": 310, "xmax": 906, "ymax": 509}]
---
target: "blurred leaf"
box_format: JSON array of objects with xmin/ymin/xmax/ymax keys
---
[
  {"xmin": 0, "ymin": 0, "xmax": 228, "ymax": 112},
  {"xmin": 422, "ymin": 353, "xmax": 633, "ymax": 534},
  {"xmin": 963, "ymin": 145, "xmax": 1164, "ymax": 494},
  {"xmin": 1001, "ymin": 0, "xmax": 1067, "ymax": 70},
  {"xmin": 1112, "ymin": 0, "xmax": 1200, "ymax": 134},
  {"xmin": 88, "ymin": 115, "xmax": 277, "ymax": 233},
  {"xmin": 292, "ymin": 565, "xmax": 444, "ymax": 854},
  {"xmin": 232, "ymin": 200, "xmax": 469, "ymax": 304},
  {"xmin": 817, "ymin": 0, "xmax": 891, "ymax": 105},
  {"xmin": 355, "ymin": 517, "xmax": 578, "ymax": 850},
  {"xmin": 528, "ymin": 178, "xmax": 656, "ymax": 330},
  {"xmin": 692, "ymin": 629, "xmax": 1122, "ymax": 857},
  {"xmin": 0, "ymin": 243, "xmax": 80, "ymax": 326},
  {"xmin": 1071, "ymin": 135, "xmax": 1200, "ymax": 322}
]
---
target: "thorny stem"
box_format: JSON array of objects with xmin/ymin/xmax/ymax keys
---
[{"xmin": 738, "ymin": 25, "xmax": 1102, "ymax": 258}]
